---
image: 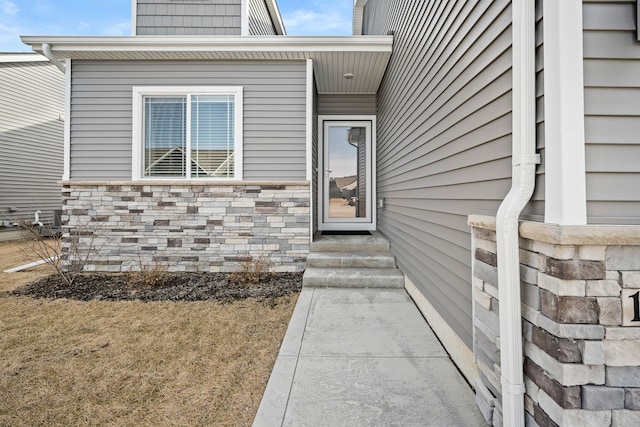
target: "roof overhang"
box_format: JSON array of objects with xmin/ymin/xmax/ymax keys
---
[
  {"xmin": 353, "ymin": 0, "xmax": 369, "ymax": 35},
  {"xmin": 21, "ymin": 35, "xmax": 392, "ymax": 94},
  {"xmin": 0, "ymin": 52, "xmax": 47, "ymax": 63},
  {"xmin": 264, "ymin": 0, "xmax": 286, "ymax": 35}
]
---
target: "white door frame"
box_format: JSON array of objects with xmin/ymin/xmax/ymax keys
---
[{"xmin": 318, "ymin": 115, "xmax": 376, "ymax": 231}]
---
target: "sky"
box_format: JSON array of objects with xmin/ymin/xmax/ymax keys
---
[{"xmin": 0, "ymin": 0, "xmax": 353, "ymax": 52}]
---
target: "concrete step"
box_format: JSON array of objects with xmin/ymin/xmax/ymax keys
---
[
  {"xmin": 306, "ymin": 252, "xmax": 396, "ymax": 269},
  {"xmin": 310, "ymin": 232, "xmax": 390, "ymax": 253},
  {"xmin": 303, "ymin": 267, "xmax": 405, "ymax": 288}
]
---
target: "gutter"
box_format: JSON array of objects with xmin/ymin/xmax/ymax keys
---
[
  {"xmin": 41, "ymin": 43, "xmax": 66, "ymax": 73},
  {"xmin": 495, "ymin": 0, "xmax": 538, "ymax": 426}
]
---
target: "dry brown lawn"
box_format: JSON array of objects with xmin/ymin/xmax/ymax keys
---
[{"xmin": 0, "ymin": 240, "xmax": 296, "ymax": 426}]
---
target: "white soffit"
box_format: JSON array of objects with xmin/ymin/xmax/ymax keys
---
[{"xmin": 21, "ymin": 35, "xmax": 392, "ymax": 94}]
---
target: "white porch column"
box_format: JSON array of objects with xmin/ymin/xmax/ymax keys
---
[{"xmin": 543, "ymin": 0, "xmax": 587, "ymax": 225}]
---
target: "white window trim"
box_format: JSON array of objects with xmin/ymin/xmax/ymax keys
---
[{"xmin": 132, "ymin": 86, "xmax": 243, "ymax": 181}]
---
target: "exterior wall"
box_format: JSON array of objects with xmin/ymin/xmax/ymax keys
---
[
  {"xmin": 136, "ymin": 0, "xmax": 242, "ymax": 35},
  {"xmin": 470, "ymin": 215, "xmax": 640, "ymax": 426},
  {"xmin": 526, "ymin": 0, "xmax": 545, "ymax": 221},
  {"xmin": 583, "ymin": 0, "xmax": 640, "ymax": 224},
  {"xmin": 0, "ymin": 59, "xmax": 64, "ymax": 237},
  {"xmin": 70, "ymin": 60, "xmax": 307, "ymax": 181},
  {"xmin": 363, "ymin": 0, "xmax": 514, "ymax": 349},
  {"xmin": 317, "ymin": 94, "xmax": 376, "ymax": 116},
  {"xmin": 249, "ymin": 0, "xmax": 276, "ymax": 35},
  {"xmin": 62, "ymin": 182, "xmax": 310, "ymax": 272}
]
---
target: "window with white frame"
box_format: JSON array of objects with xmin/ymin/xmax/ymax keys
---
[{"xmin": 132, "ymin": 87, "xmax": 243, "ymax": 180}]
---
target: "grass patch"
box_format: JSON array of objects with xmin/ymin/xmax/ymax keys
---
[{"xmin": 0, "ymin": 241, "xmax": 297, "ymax": 426}]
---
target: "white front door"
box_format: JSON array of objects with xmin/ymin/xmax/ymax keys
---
[{"xmin": 319, "ymin": 117, "xmax": 376, "ymax": 231}]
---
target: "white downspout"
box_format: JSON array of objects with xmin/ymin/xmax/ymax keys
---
[
  {"xmin": 495, "ymin": 0, "xmax": 538, "ymax": 426},
  {"xmin": 41, "ymin": 43, "xmax": 66, "ymax": 73}
]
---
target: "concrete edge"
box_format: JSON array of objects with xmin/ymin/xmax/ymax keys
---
[
  {"xmin": 252, "ymin": 288, "xmax": 314, "ymax": 426},
  {"xmin": 468, "ymin": 214, "xmax": 640, "ymax": 245},
  {"xmin": 405, "ymin": 276, "xmax": 480, "ymax": 385}
]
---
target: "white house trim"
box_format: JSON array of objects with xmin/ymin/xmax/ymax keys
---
[
  {"xmin": 21, "ymin": 35, "xmax": 393, "ymax": 95},
  {"xmin": 306, "ymin": 59, "xmax": 314, "ymax": 240},
  {"xmin": 0, "ymin": 53, "xmax": 48, "ymax": 63},
  {"xmin": 543, "ymin": 0, "xmax": 587, "ymax": 225},
  {"xmin": 131, "ymin": 86, "xmax": 243, "ymax": 181},
  {"xmin": 130, "ymin": 0, "xmax": 137, "ymax": 36},
  {"xmin": 241, "ymin": 0, "xmax": 249, "ymax": 36},
  {"xmin": 62, "ymin": 59, "xmax": 71, "ymax": 181},
  {"xmin": 353, "ymin": 0, "xmax": 369, "ymax": 35},
  {"xmin": 264, "ymin": 0, "xmax": 286, "ymax": 35}
]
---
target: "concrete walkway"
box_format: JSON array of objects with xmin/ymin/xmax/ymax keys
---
[{"xmin": 253, "ymin": 288, "xmax": 487, "ymax": 426}]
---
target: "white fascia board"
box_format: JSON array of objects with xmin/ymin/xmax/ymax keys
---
[
  {"xmin": 264, "ymin": 0, "xmax": 286, "ymax": 35},
  {"xmin": 20, "ymin": 35, "xmax": 393, "ymax": 55},
  {"xmin": 0, "ymin": 53, "xmax": 47, "ymax": 62},
  {"xmin": 543, "ymin": 0, "xmax": 587, "ymax": 225}
]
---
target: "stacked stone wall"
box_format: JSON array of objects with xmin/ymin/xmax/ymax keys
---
[
  {"xmin": 469, "ymin": 215, "xmax": 640, "ymax": 427},
  {"xmin": 61, "ymin": 181, "xmax": 310, "ymax": 273}
]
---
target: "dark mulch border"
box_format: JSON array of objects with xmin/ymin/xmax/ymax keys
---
[{"xmin": 8, "ymin": 272, "xmax": 303, "ymax": 302}]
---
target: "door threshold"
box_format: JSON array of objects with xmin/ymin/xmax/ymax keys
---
[{"xmin": 321, "ymin": 230, "xmax": 371, "ymax": 236}]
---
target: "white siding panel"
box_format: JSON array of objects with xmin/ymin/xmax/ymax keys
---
[
  {"xmin": 0, "ymin": 61, "xmax": 64, "ymax": 229},
  {"xmin": 70, "ymin": 60, "xmax": 306, "ymax": 180},
  {"xmin": 364, "ymin": 0, "xmax": 515, "ymax": 348},
  {"xmin": 583, "ymin": 0, "xmax": 640, "ymax": 223}
]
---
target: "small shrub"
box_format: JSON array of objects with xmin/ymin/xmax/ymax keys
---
[
  {"xmin": 17, "ymin": 220, "xmax": 105, "ymax": 287},
  {"xmin": 126, "ymin": 257, "xmax": 170, "ymax": 288},
  {"xmin": 229, "ymin": 255, "xmax": 273, "ymax": 286}
]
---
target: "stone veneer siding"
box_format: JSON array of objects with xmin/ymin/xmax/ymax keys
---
[
  {"xmin": 61, "ymin": 181, "xmax": 310, "ymax": 273},
  {"xmin": 468, "ymin": 215, "xmax": 640, "ymax": 427}
]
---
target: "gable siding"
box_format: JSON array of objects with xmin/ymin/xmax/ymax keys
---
[
  {"xmin": 249, "ymin": 0, "xmax": 276, "ymax": 35},
  {"xmin": 70, "ymin": 60, "xmax": 306, "ymax": 181},
  {"xmin": 317, "ymin": 94, "xmax": 377, "ymax": 115},
  {"xmin": 136, "ymin": 0, "xmax": 242, "ymax": 36},
  {"xmin": 583, "ymin": 0, "xmax": 640, "ymax": 224},
  {"xmin": 0, "ymin": 61, "xmax": 64, "ymax": 229},
  {"xmin": 363, "ymin": 0, "xmax": 514, "ymax": 348}
]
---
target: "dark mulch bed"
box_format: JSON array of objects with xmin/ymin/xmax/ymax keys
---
[{"xmin": 9, "ymin": 272, "xmax": 303, "ymax": 302}]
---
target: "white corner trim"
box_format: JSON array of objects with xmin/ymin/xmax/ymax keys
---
[
  {"xmin": 62, "ymin": 59, "xmax": 71, "ymax": 181},
  {"xmin": 306, "ymin": 59, "xmax": 313, "ymax": 182},
  {"xmin": 241, "ymin": 0, "xmax": 249, "ymax": 36},
  {"xmin": 131, "ymin": 0, "xmax": 137, "ymax": 36},
  {"xmin": 131, "ymin": 86, "xmax": 243, "ymax": 181},
  {"xmin": 306, "ymin": 59, "xmax": 314, "ymax": 240},
  {"xmin": 405, "ymin": 276, "xmax": 480, "ymax": 385},
  {"xmin": 543, "ymin": 0, "xmax": 587, "ymax": 225}
]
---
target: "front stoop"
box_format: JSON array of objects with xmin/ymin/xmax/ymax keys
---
[{"xmin": 303, "ymin": 232, "xmax": 404, "ymax": 288}]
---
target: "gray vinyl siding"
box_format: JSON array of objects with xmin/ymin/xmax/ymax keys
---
[
  {"xmin": 70, "ymin": 60, "xmax": 306, "ymax": 181},
  {"xmin": 317, "ymin": 94, "xmax": 376, "ymax": 115},
  {"xmin": 136, "ymin": 0, "xmax": 242, "ymax": 35},
  {"xmin": 524, "ymin": 0, "xmax": 545, "ymax": 221},
  {"xmin": 363, "ymin": 0, "xmax": 514, "ymax": 348},
  {"xmin": 583, "ymin": 0, "xmax": 640, "ymax": 224},
  {"xmin": 249, "ymin": 0, "xmax": 276, "ymax": 35},
  {"xmin": 0, "ymin": 60, "xmax": 64, "ymax": 228}
]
